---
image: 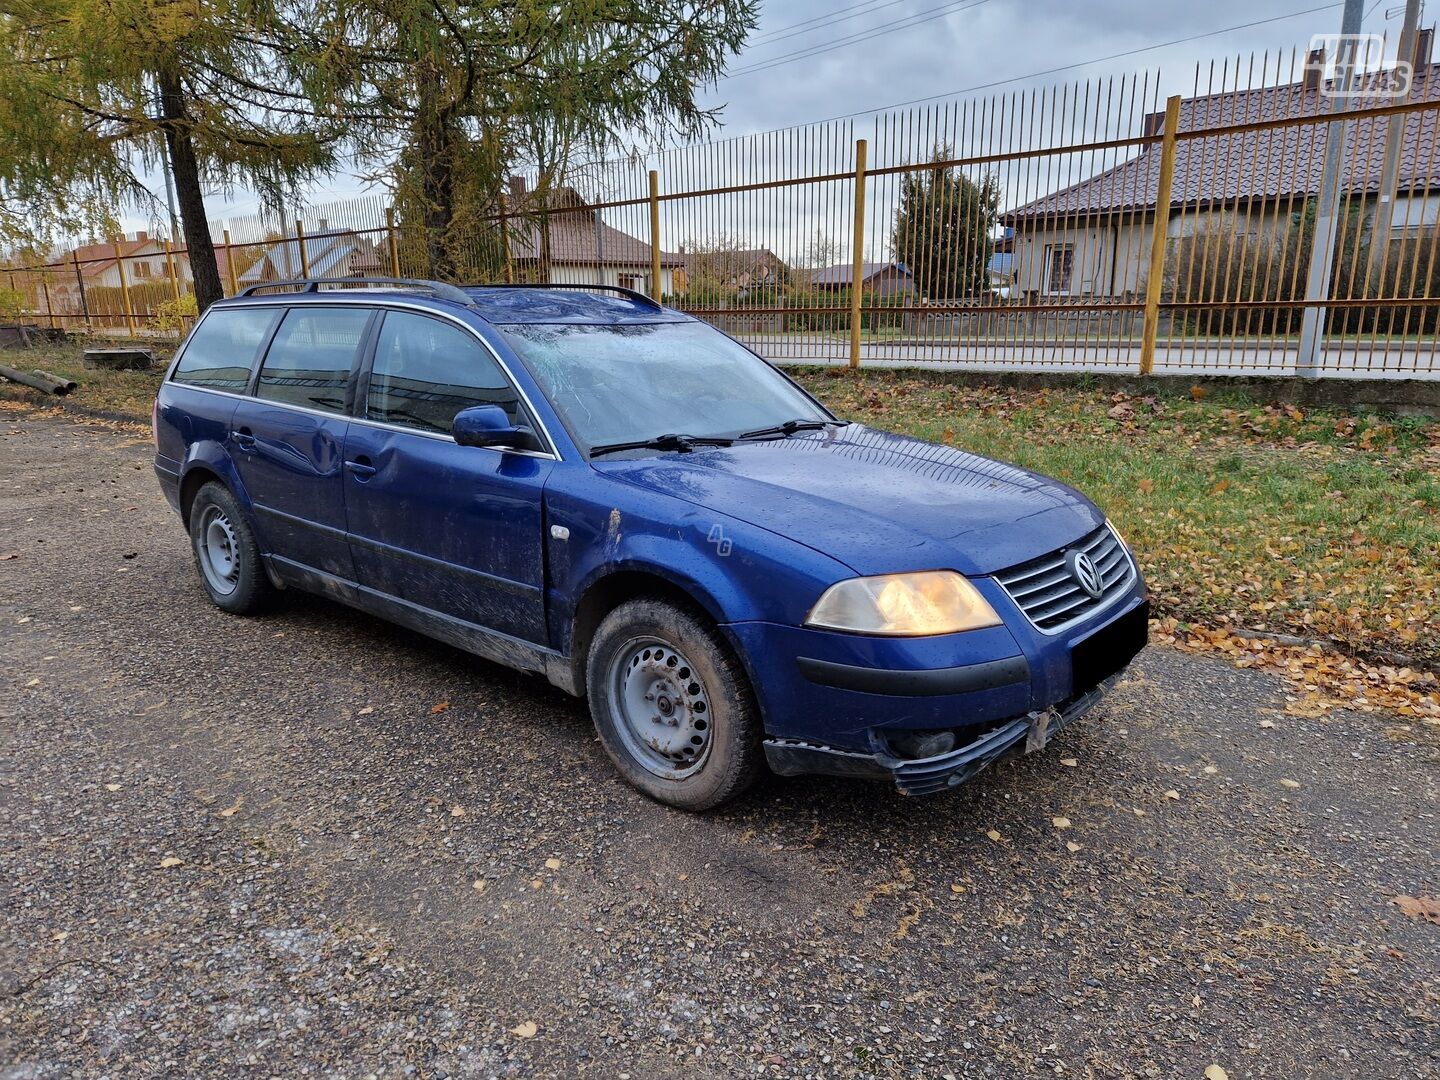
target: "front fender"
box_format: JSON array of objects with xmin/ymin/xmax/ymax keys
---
[{"xmin": 544, "ymin": 469, "xmax": 850, "ymax": 656}]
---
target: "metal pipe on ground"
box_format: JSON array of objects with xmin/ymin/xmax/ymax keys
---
[
  {"xmin": 32, "ymin": 369, "xmax": 77, "ymax": 392},
  {"xmin": 0, "ymin": 364, "xmax": 70, "ymax": 395}
]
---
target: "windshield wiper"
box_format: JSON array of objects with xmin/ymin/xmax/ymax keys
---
[
  {"xmin": 736, "ymin": 418, "xmax": 846, "ymax": 441},
  {"xmin": 589, "ymin": 432, "xmax": 734, "ymax": 458}
]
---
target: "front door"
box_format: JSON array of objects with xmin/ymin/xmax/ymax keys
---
[
  {"xmin": 230, "ymin": 304, "xmax": 375, "ymax": 579},
  {"xmin": 342, "ymin": 310, "xmax": 552, "ymax": 644}
]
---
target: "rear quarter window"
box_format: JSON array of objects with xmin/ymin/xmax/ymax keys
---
[{"xmin": 171, "ymin": 307, "xmax": 279, "ymax": 391}]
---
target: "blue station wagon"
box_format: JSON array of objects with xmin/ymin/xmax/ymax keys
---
[{"xmin": 153, "ymin": 278, "xmax": 1148, "ymax": 810}]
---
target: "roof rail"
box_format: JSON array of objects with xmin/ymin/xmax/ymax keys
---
[
  {"xmin": 467, "ymin": 281, "xmax": 665, "ymax": 311},
  {"xmin": 236, "ymin": 277, "xmax": 475, "ymax": 306}
]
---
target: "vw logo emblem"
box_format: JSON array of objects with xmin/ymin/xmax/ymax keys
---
[{"xmin": 1065, "ymin": 549, "xmax": 1105, "ymax": 599}]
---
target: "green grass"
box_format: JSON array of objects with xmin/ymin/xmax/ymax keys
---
[
  {"xmin": 0, "ymin": 339, "xmax": 169, "ymax": 421},
  {"xmin": 792, "ymin": 367, "xmax": 1440, "ymax": 669}
]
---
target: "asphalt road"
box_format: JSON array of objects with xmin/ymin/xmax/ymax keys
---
[{"xmin": 2, "ymin": 413, "xmax": 1437, "ymax": 1079}]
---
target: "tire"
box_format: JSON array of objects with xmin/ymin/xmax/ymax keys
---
[
  {"xmin": 187, "ymin": 481, "xmax": 273, "ymax": 615},
  {"xmin": 585, "ymin": 598, "xmax": 764, "ymax": 811}
]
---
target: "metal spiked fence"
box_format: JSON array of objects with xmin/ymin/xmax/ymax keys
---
[{"xmin": 7, "ymin": 42, "xmax": 1440, "ymax": 379}]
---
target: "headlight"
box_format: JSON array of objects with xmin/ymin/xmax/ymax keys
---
[{"xmin": 805, "ymin": 571, "xmax": 1002, "ymax": 636}]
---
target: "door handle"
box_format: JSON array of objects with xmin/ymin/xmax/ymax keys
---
[
  {"xmin": 233, "ymin": 427, "xmax": 256, "ymax": 451},
  {"xmin": 345, "ymin": 458, "xmax": 377, "ymax": 478}
]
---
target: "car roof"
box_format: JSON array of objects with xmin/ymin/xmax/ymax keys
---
[{"xmin": 218, "ymin": 281, "xmax": 690, "ymax": 326}]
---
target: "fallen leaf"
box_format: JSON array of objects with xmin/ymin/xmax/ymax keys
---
[
  {"xmin": 449, "ymin": 805, "xmax": 465, "ymax": 818},
  {"xmin": 218, "ymin": 797, "xmax": 244, "ymax": 818},
  {"xmin": 357, "ymin": 706, "xmax": 375, "ymax": 716},
  {"xmin": 159, "ymin": 857, "xmax": 183, "ymax": 868},
  {"xmin": 1051, "ymin": 816, "xmax": 1072, "ymax": 829},
  {"xmin": 1258, "ymin": 719, "xmax": 1275, "ymax": 729},
  {"xmin": 51, "ymin": 930, "xmax": 69, "ymax": 941},
  {"xmin": 25, "ymin": 678, "xmax": 39, "ymax": 687},
  {"xmin": 104, "ymin": 783, "xmax": 121, "ymax": 792},
  {"xmin": 430, "ymin": 702, "xmax": 451, "ymax": 714},
  {"xmin": 509, "ymin": 1021, "xmax": 538, "ymax": 1038},
  {"xmin": 1392, "ymin": 895, "xmax": 1440, "ymax": 924},
  {"xmin": 530, "ymin": 879, "xmax": 543, "ymax": 890},
  {"xmin": 1280, "ymin": 778, "xmax": 1302, "ymax": 789},
  {"xmin": 0, "ymin": 553, "xmax": 18, "ymax": 561},
  {"xmin": 1205, "ymin": 1066, "xmax": 1229, "ymax": 1080},
  {"xmin": 985, "ymin": 829, "xmax": 1003, "ymax": 842},
  {"xmin": 1189, "ymin": 385, "xmax": 1208, "ymax": 401},
  {"xmin": 1136, "ymin": 477, "xmax": 1155, "ymax": 495},
  {"xmin": 1164, "ymin": 789, "xmax": 1180, "ymax": 800},
  {"xmin": 1203, "ymin": 765, "xmax": 1218, "ymax": 774},
  {"xmin": 472, "ymin": 879, "xmax": 487, "ymax": 893},
  {"xmin": 1065, "ymin": 841, "xmax": 1083, "ymax": 853},
  {"xmin": 950, "ymin": 884, "xmax": 964, "ymax": 894},
  {"xmin": 544, "ymin": 857, "xmax": 562, "ymax": 870},
  {"xmin": 1059, "ymin": 757, "xmax": 1078, "ymax": 767}
]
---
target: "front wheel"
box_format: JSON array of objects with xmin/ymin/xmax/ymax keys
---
[
  {"xmin": 585, "ymin": 598, "xmax": 764, "ymax": 811},
  {"xmin": 188, "ymin": 481, "xmax": 272, "ymax": 614}
]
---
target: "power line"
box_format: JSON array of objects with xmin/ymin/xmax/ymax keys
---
[
  {"xmin": 723, "ymin": 0, "xmax": 998, "ymax": 79},
  {"xmin": 726, "ymin": 2, "xmax": 1344, "ymax": 128},
  {"xmin": 746, "ymin": 0, "xmax": 917, "ymax": 48}
]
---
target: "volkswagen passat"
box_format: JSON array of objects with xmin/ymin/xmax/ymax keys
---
[{"xmin": 153, "ymin": 279, "xmax": 1147, "ymax": 810}]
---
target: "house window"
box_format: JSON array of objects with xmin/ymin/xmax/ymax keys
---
[
  {"xmin": 132, "ymin": 262, "xmax": 153, "ymax": 279},
  {"xmin": 618, "ymin": 274, "xmax": 644, "ymax": 292},
  {"xmin": 1044, "ymin": 244, "xmax": 1074, "ymax": 294}
]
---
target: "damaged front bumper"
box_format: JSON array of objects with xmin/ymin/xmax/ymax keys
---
[{"xmin": 762, "ymin": 669, "xmax": 1128, "ymax": 796}]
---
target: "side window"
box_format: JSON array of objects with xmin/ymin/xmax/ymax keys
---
[
  {"xmin": 171, "ymin": 307, "xmax": 278, "ymax": 390},
  {"xmin": 367, "ymin": 311, "xmax": 521, "ymax": 435},
  {"xmin": 255, "ymin": 307, "xmax": 372, "ymax": 413}
]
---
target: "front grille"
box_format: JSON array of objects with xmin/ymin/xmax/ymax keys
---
[{"xmin": 994, "ymin": 524, "xmax": 1134, "ymax": 633}]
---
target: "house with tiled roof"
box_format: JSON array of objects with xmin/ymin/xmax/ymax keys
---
[
  {"xmin": 239, "ymin": 225, "xmax": 384, "ymax": 285},
  {"xmin": 505, "ymin": 181, "xmax": 684, "ymax": 296},
  {"xmin": 1001, "ymin": 35, "xmax": 1440, "ymax": 298},
  {"xmin": 807, "ymin": 261, "xmax": 916, "ymax": 295}
]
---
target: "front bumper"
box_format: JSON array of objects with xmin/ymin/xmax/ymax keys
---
[{"xmin": 763, "ymin": 666, "xmax": 1128, "ymax": 795}]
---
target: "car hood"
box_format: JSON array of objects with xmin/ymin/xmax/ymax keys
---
[{"xmin": 594, "ymin": 424, "xmax": 1103, "ymax": 576}]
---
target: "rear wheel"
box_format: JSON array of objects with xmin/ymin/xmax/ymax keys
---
[
  {"xmin": 188, "ymin": 481, "xmax": 272, "ymax": 614},
  {"xmin": 585, "ymin": 598, "xmax": 764, "ymax": 811}
]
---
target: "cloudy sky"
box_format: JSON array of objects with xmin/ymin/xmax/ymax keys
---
[{"xmin": 135, "ymin": 0, "xmax": 1402, "ymax": 235}]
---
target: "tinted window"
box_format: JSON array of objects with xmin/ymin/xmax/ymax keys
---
[
  {"xmin": 171, "ymin": 307, "xmax": 277, "ymax": 390},
  {"xmin": 256, "ymin": 307, "xmax": 371, "ymax": 413},
  {"xmin": 367, "ymin": 311, "xmax": 520, "ymax": 434}
]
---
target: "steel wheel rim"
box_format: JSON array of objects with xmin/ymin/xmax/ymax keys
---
[
  {"xmin": 607, "ymin": 637, "xmax": 713, "ymax": 780},
  {"xmin": 198, "ymin": 505, "xmax": 241, "ymax": 596}
]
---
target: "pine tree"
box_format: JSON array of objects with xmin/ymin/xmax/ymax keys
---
[
  {"xmin": 891, "ymin": 147, "xmax": 1000, "ymax": 300},
  {"xmin": 0, "ymin": 0, "xmax": 337, "ymax": 310}
]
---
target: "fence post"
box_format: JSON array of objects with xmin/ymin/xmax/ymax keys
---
[
  {"xmin": 40, "ymin": 275, "xmax": 56, "ymax": 330},
  {"xmin": 648, "ymin": 170, "xmax": 662, "ymax": 302},
  {"xmin": 1139, "ymin": 95, "xmax": 1181, "ymax": 377},
  {"xmin": 72, "ymin": 250, "xmax": 91, "ymax": 329},
  {"xmin": 385, "ymin": 207, "xmax": 402, "ymax": 276},
  {"xmin": 295, "ymin": 219, "xmax": 310, "ymax": 278},
  {"xmin": 113, "ymin": 240, "xmax": 136, "ymax": 337},
  {"xmin": 849, "ymin": 138, "xmax": 869, "ymax": 370},
  {"xmin": 163, "ymin": 240, "xmax": 182, "ymax": 303},
  {"xmin": 222, "ymin": 230, "xmax": 239, "ymax": 296}
]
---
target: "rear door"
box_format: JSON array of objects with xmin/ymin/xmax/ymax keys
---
[
  {"xmin": 342, "ymin": 309, "xmax": 553, "ymax": 644},
  {"xmin": 230, "ymin": 304, "xmax": 376, "ymax": 579}
]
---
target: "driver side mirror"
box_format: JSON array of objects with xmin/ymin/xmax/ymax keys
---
[{"xmin": 452, "ymin": 404, "xmax": 543, "ymax": 452}]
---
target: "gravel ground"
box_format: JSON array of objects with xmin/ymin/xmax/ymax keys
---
[{"xmin": 2, "ymin": 413, "xmax": 1437, "ymax": 1080}]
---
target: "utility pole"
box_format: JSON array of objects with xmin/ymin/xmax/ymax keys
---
[
  {"xmin": 1297, "ymin": 0, "xmax": 1366, "ymax": 373},
  {"xmin": 1367, "ymin": 0, "xmax": 1424, "ymax": 288}
]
